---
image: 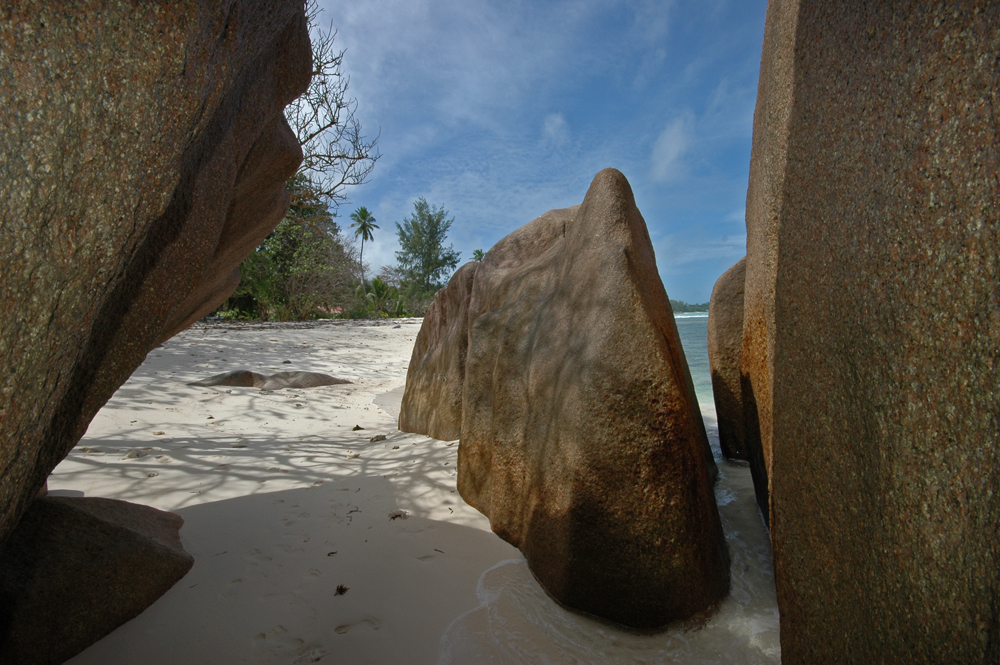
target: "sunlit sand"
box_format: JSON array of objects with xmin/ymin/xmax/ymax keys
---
[{"xmin": 53, "ymin": 318, "xmax": 777, "ymax": 664}]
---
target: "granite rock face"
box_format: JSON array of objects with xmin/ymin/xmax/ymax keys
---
[
  {"xmin": 0, "ymin": 498, "xmax": 194, "ymax": 665},
  {"xmin": 707, "ymin": 257, "xmax": 747, "ymax": 460},
  {"xmin": 744, "ymin": 1, "xmax": 1000, "ymax": 661},
  {"xmin": 399, "ymin": 261, "xmax": 479, "ymax": 441},
  {"xmin": 458, "ymin": 169, "xmax": 729, "ymax": 629},
  {"xmin": 157, "ymin": 113, "xmax": 305, "ymax": 343},
  {"xmin": 0, "ymin": 0, "xmax": 311, "ymax": 546}
]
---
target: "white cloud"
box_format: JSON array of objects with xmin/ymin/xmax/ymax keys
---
[
  {"xmin": 650, "ymin": 113, "xmax": 693, "ymax": 182},
  {"xmin": 703, "ymin": 77, "xmax": 757, "ymax": 139},
  {"xmin": 725, "ymin": 207, "xmax": 746, "ymax": 223},
  {"xmin": 319, "ymin": 0, "xmax": 596, "ymax": 130},
  {"xmin": 657, "ymin": 233, "xmax": 747, "ymax": 269},
  {"xmin": 542, "ymin": 113, "xmax": 570, "ymax": 146},
  {"xmin": 311, "ymin": 0, "xmax": 760, "ymax": 294}
]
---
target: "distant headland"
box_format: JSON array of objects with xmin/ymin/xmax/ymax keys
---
[{"xmin": 670, "ymin": 299, "xmax": 709, "ymax": 313}]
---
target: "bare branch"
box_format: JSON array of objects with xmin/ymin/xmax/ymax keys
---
[{"xmin": 285, "ymin": 0, "xmax": 380, "ymax": 211}]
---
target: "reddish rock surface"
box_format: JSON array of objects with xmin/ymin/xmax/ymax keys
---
[
  {"xmin": 0, "ymin": 498, "xmax": 193, "ymax": 665},
  {"xmin": 398, "ymin": 261, "xmax": 479, "ymax": 441},
  {"xmin": 0, "ymin": 0, "xmax": 311, "ymax": 547},
  {"xmin": 708, "ymin": 257, "xmax": 746, "ymax": 460},
  {"xmin": 459, "ymin": 169, "xmax": 729, "ymax": 629},
  {"xmin": 745, "ymin": 1, "xmax": 1000, "ymax": 661},
  {"xmin": 158, "ymin": 114, "xmax": 305, "ymax": 342}
]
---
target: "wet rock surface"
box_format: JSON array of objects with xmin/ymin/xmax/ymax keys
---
[
  {"xmin": 457, "ymin": 169, "xmax": 729, "ymax": 629},
  {"xmin": 0, "ymin": 498, "xmax": 193, "ymax": 665},
  {"xmin": 744, "ymin": 2, "xmax": 1000, "ymax": 661}
]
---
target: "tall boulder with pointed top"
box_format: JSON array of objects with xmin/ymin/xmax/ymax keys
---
[
  {"xmin": 458, "ymin": 168, "xmax": 729, "ymax": 629},
  {"xmin": 708, "ymin": 257, "xmax": 747, "ymax": 460}
]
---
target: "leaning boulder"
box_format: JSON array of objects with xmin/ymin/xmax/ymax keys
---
[
  {"xmin": 0, "ymin": 1, "xmax": 310, "ymax": 658},
  {"xmin": 399, "ymin": 261, "xmax": 479, "ymax": 440},
  {"xmin": 157, "ymin": 114, "xmax": 306, "ymax": 343},
  {"xmin": 708, "ymin": 257, "xmax": 747, "ymax": 460},
  {"xmin": 459, "ymin": 169, "xmax": 729, "ymax": 629},
  {"xmin": 0, "ymin": 0, "xmax": 310, "ymax": 547},
  {"xmin": 0, "ymin": 498, "xmax": 193, "ymax": 665}
]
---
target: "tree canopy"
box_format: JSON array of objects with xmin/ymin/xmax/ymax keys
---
[
  {"xmin": 395, "ymin": 198, "xmax": 461, "ymax": 292},
  {"xmin": 349, "ymin": 206, "xmax": 378, "ymax": 292},
  {"xmin": 222, "ymin": 175, "xmax": 358, "ymax": 320},
  {"xmin": 669, "ymin": 299, "xmax": 710, "ymax": 312}
]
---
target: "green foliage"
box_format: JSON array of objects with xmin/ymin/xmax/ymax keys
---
[
  {"xmin": 215, "ymin": 2, "xmax": 390, "ymax": 322},
  {"xmin": 395, "ymin": 198, "xmax": 461, "ymax": 293},
  {"xmin": 349, "ymin": 206, "xmax": 378, "ymax": 292},
  {"xmin": 356, "ymin": 276, "xmax": 405, "ymax": 318},
  {"xmin": 349, "ymin": 206, "xmax": 378, "ymax": 243},
  {"xmin": 472, "ymin": 248, "xmax": 485, "ymax": 261},
  {"xmin": 377, "ymin": 264, "xmax": 404, "ymax": 288},
  {"xmin": 670, "ymin": 299, "xmax": 710, "ymax": 312},
  {"xmin": 218, "ymin": 175, "xmax": 360, "ymax": 320}
]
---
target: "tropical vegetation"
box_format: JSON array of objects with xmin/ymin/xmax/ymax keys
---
[
  {"xmin": 349, "ymin": 206, "xmax": 378, "ymax": 293},
  {"xmin": 670, "ymin": 299, "xmax": 710, "ymax": 312}
]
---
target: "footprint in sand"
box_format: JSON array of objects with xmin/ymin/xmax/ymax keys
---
[
  {"xmin": 218, "ymin": 578, "xmax": 243, "ymax": 602},
  {"xmin": 293, "ymin": 648, "xmax": 327, "ymax": 664},
  {"xmin": 246, "ymin": 548, "xmax": 273, "ymax": 564},
  {"xmin": 334, "ymin": 619, "xmax": 381, "ymax": 635},
  {"xmin": 252, "ymin": 625, "xmax": 325, "ymax": 663}
]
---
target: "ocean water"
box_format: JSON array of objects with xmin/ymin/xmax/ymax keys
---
[
  {"xmin": 673, "ymin": 312, "xmax": 714, "ymax": 409},
  {"xmin": 438, "ymin": 311, "xmax": 781, "ymax": 664}
]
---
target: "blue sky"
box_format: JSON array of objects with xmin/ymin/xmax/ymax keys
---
[{"xmin": 316, "ymin": 0, "xmax": 766, "ymax": 303}]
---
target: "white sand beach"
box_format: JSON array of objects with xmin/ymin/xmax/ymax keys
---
[{"xmin": 54, "ymin": 319, "xmax": 778, "ymax": 665}]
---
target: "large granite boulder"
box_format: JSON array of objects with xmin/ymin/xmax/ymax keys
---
[
  {"xmin": 744, "ymin": 1, "xmax": 1000, "ymax": 661},
  {"xmin": 458, "ymin": 169, "xmax": 729, "ymax": 629},
  {"xmin": 708, "ymin": 257, "xmax": 747, "ymax": 460},
  {"xmin": 0, "ymin": 0, "xmax": 310, "ymax": 546},
  {"xmin": 399, "ymin": 261, "xmax": 479, "ymax": 441},
  {"xmin": 0, "ymin": 498, "xmax": 193, "ymax": 664}
]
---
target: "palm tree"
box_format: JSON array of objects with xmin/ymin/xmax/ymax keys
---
[
  {"xmin": 349, "ymin": 206, "xmax": 379, "ymax": 293},
  {"xmin": 472, "ymin": 248, "xmax": 485, "ymax": 261}
]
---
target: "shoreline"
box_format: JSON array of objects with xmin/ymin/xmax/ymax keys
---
[{"xmin": 53, "ymin": 318, "xmax": 777, "ymax": 664}]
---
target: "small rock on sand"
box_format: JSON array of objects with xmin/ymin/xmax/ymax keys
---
[{"xmin": 189, "ymin": 370, "xmax": 350, "ymax": 390}]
